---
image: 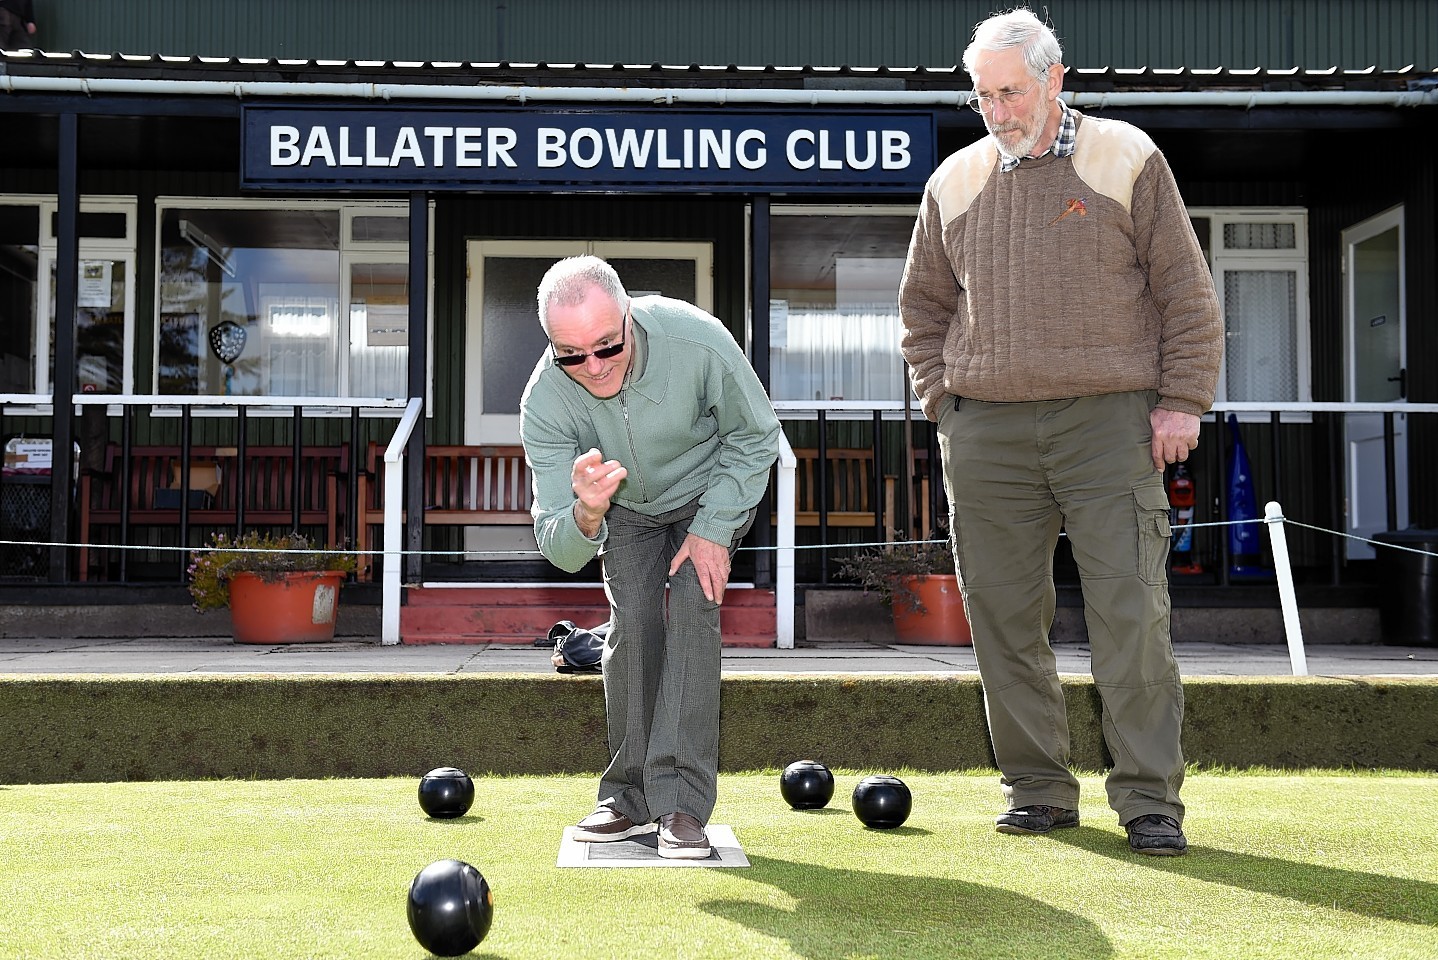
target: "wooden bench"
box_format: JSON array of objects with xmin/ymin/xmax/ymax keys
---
[
  {"xmin": 77, "ymin": 443, "xmax": 349, "ymax": 581},
  {"xmin": 784, "ymin": 447, "xmax": 933, "ymax": 541},
  {"xmin": 354, "ymin": 442, "xmax": 532, "ymax": 580}
]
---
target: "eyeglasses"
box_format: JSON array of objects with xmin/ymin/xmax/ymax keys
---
[
  {"xmin": 966, "ymin": 83, "xmax": 1038, "ymax": 113},
  {"xmin": 551, "ymin": 310, "xmax": 628, "ymax": 367}
]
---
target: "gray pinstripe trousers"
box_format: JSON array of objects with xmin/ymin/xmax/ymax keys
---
[{"xmin": 595, "ymin": 497, "xmax": 755, "ymax": 825}]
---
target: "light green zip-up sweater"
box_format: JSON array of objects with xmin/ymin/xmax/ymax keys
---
[{"xmin": 519, "ymin": 295, "xmax": 780, "ymax": 574}]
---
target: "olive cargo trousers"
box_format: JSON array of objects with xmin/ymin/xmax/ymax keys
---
[{"xmin": 938, "ymin": 391, "xmax": 1186, "ymax": 825}]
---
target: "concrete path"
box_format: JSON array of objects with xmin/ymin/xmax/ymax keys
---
[{"xmin": 0, "ymin": 635, "xmax": 1434, "ymax": 678}]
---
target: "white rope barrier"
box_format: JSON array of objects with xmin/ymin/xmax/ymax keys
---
[{"xmin": 4, "ymin": 511, "xmax": 1433, "ymax": 674}]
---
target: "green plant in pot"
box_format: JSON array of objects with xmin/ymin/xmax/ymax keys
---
[
  {"xmin": 189, "ymin": 531, "xmax": 357, "ymax": 644},
  {"xmin": 837, "ymin": 532, "xmax": 971, "ymax": 645}
]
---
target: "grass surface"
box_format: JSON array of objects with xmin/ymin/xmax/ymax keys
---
[{"xmin": 2, "ymin": 771, "xmax": 1436, "ymax": 959}]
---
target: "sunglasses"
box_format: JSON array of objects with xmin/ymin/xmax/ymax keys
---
[{"xmin": 550, "ymin": 310, "xmax": 628, "ymax": 367}]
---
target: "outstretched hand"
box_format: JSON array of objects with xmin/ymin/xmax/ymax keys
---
[
  {"xmin": 571, "ymin": 448, "xmax": 627, "ymax": 538},
  {"xmin": 669, "ymin": 532, "xmax": 732, "ymax": 604}
]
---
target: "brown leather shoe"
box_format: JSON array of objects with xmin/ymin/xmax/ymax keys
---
[
  {"xmin": 572, "ymin": 804, "xmax": 656, "ymax": 842},
  {"xmin": 657, "ymin": 812, "xmax": 712, "ymax": 859}
]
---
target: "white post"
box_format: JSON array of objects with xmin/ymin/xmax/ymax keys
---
[
  {"xmin": 381, "ymin": 455, "xmax": 404, "ymax": 645},
  {"xmin": 380, "ymin": 398, "xmax": 424, "ymax": 646},
  {"xmin": 1264, "ymin": 500, "xmax": 1307, "ymax": 676},
  {"xmin": 775, "ymin": 434, "xmax": 797, "ymax": 649}
]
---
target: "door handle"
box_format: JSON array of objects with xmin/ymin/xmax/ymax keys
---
[{"xmin": 1385, "ymin": 367, "xmax": 1406, "ymax": 399}]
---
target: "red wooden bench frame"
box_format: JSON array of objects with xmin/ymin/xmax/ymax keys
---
[
  {"xmin": 77, "ymin": 443, "xmax": 349, "ymax": 581},
  {"xmin": 353, "ymin": 442, "xmax": 532, "ymax": 580}
]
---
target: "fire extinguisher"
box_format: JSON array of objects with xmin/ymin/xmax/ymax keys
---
[{"xmin": 1167, "ymin": 462, "xmax": 1204, "ymax": 575}]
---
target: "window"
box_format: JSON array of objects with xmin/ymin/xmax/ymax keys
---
[
  {"xmin": 1191, "ymin": 209, "xmax": 1310, "ymax": 418},
  {"xmin": 154, "ymin": 199, "xmax": 427, "ymax": 402},
  {"xmin": 0, "ymin": 195, "xmax": 139, "ymax": 402},
  {"xmin": 769, "ymin": 205, "xmax": 917, "ymax": 404},
  {"xmin": 0, "ymin": 201, "xmax": 40, "ymax": 395}
]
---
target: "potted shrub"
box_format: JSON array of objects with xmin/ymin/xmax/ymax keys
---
[
  {"xmin": 837, "ymin": 533, "xmax": 971, "ymax": 646},
  {"xmin": 189, "ymin": 531, "xmax": 358, "ymax": 644}
]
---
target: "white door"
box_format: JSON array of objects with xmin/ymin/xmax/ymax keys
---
[
  {"xmin": 460, "ymin": 240, "xmax": 713, "ymax": 560},
  {"xmin": 1343, "ymin": 206, "xmax": 1407, "ymax": 559},
  {"xmin": 462, "ymin": 240, "xmax": 713, "ymax": 444}
]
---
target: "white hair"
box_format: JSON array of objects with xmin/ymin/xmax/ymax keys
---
[
  {"xmin": 536, "ymin": 255, "xmax": 629, "ymax": 333},
  {"xmin": 961, "ymin": 7, "xmax": 1064, "ymax": 82}
]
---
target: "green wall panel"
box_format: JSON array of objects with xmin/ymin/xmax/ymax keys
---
[{"xmin": 32, "ymin": 0, "xmax": 1438, "ymax": 71}]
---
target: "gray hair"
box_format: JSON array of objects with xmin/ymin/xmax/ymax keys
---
[
  {"xmin": 961, "ymin": 7, "xmax": 1063, "ymax": 83},
  {"xmin": 536, "ymin": 255, "xmax": 629, "ymax": 332}
]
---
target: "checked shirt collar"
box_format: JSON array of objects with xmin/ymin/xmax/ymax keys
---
[{"xmin": 999, "ymin": 98, "xmax": 1075, "ymax": 173}]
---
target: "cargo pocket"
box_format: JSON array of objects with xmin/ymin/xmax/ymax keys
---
[{"xmin": 1133, "ymin": 481, "xmax": 1172, "ymax": 585}]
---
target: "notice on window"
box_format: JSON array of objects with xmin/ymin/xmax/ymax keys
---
[
  {"xmin": 770, "ymin": 299, "xmax": 789, "ymax": 350},
  {"xmin": 78, "ymin": 261, "xmax": 113, "ymax": 308},
  {"xmin": 363, "ymin": 298, "xmax": 409, "ymax": 347},
  {"xmin": 3, "ymin": 438, "xmax": 53, "ymax": 472}
]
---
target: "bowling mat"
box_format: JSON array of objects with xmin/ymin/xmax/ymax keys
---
[{"xmin": 556, "ymin": 825, "xmax": 749, "ymax": 868}]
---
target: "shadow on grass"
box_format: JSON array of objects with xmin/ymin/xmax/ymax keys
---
[
  {"xmin": 701, "ymin": 855, "xmax": 1112, "ymax": 960},
  {"xmin": 789, "ymin": 809, "xmax": 934, "ymax": 835},
  {"xmin": 1052, "ymin": 827, "xmax": 1438, "ymax": 925}
]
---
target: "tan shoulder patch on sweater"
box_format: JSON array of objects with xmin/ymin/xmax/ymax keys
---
[
  {"xmin": 930, "ymin": 140, "xmax": 1000, "ymax": 224},
  {"xmin": 1070, "ymin": 116, "xmax": 1158, "ymax": 214}
]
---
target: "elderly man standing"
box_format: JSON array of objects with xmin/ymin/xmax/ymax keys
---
[
  {"xmin": 520, "ymin": 255, "xmax": 779, "ymax": 859},
  {"xmin": 899, "ymin": 8, "xmax": 1222, "ymax": 856}
]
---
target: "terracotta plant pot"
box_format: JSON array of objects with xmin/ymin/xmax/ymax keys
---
[
  {"xmin": 227, "ymin": 570, "xmax": 345, "ymax": 644},
  {"xmin": 890, "ymin": 574, "xmax": 972, "ymax": 646}
]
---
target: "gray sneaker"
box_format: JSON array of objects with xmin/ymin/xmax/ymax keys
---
[
  {"xmin": 995, "ymin": 805, "xmax": 1080, "ymax": 835},
  {"xmin": 1126, "ymin": 814, "xmax": 1188, "ymax": 856}
]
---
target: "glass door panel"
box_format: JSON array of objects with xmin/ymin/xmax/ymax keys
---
[
  {"xmin": 348, "ymin": 260, "xmax": 409, "ymax": 399},
  {"xmin": 0, "ymin": 205, "xmax": 39, "ymax": 394},
  {"xmin": 49, "ymin": 257, "xmax": 129, "ymax": 394},
  {"xmin": 1343, "ymin": 208, "xmax": 1407, "ymax": 559}
]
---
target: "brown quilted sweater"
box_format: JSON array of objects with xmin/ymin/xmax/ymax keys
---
[{"xmin": 899, "ymin": 110, "xmax": 1222, "ymax": 422}]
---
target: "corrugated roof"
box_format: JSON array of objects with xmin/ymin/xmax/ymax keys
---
[{"xmin": 3, "ymin": 49, "xmax": 1436, "ymax": 93}]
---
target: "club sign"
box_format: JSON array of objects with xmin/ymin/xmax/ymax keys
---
[{"xmin": 242, "ymin": 105, "xmax": 933, "ymax": 192}]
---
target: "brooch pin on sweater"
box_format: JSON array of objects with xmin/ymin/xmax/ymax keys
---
[{"xmin": 1048, "ymin": 197, "xmax": 1087, "ymax": 226}]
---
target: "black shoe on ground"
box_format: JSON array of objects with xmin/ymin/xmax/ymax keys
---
[
  {"xmin": 995, "ymin": 805, "xmax": 1080, "ymax": 835},
  {"xmin": 1126, "ymin": 814, "xmax": 1188, "ymax": 856}
]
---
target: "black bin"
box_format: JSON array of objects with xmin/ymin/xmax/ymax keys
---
[
  {"xmin": 0, "ymin": 473, "xmax": 51, "ymax": 577},
  {"xmin": 1372, "ymin": 528, "xmax": 1438, "ymax": 647}
]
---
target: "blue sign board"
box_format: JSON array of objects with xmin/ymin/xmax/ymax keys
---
[{"xmin": 241, "ymin": 105, "xmax": 934, "ymax": 193}]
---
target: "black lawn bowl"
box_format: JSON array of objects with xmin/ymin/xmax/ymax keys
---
[
  {"xmin": 406, "ymin": 858, "xmax": 494, "ymax": 956},
  {"xmin": 780, "ymin": 759, "xmax": 836, "ymax": 810},
  {"xmin": 418, "ymin": 767, "xmax": 475, "ymax": 819},
  {"xmin": 851, "ymin": 774, "xmax": 913, "ymax": 829}
]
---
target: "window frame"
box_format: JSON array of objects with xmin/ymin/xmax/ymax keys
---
[
  {"xmin": 0, "ymin": 194, "xmax": 139, "ymax": 410},
  {"xmin": 1190, "ymin": 207, "xmax": 1312, "ymax": 423},
  {"xmin": 768, "ymin": 203, "xmax": 919, "ymax": 410},
  {"xmin": 151, "ymin": 197, "xmax": 433, "ymax": 416}
]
